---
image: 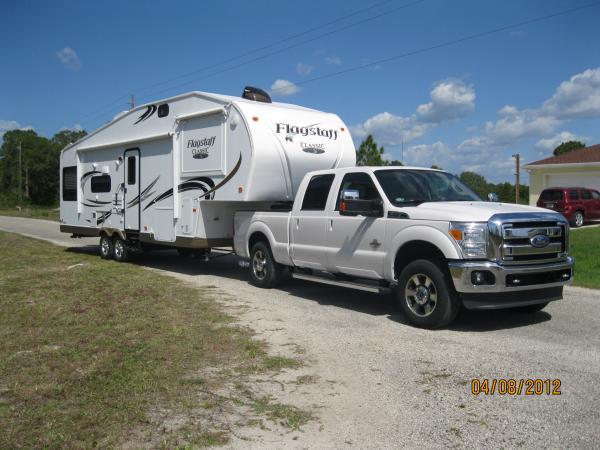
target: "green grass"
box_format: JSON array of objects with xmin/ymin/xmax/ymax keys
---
[
  {"xmin": 570, "ymin": 227, "xmax": 600, "ymax": 289},
  {"xmin": 0, "ymin": 232, "xmax": 310, "ymax": 449},
  {"xmin": 0, "ymin": 206, "xmax": 59, "ymax": 221}
]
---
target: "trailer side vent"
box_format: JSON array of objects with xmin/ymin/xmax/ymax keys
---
[{"xmin": 242, "ymin": 86, "xmax": 271, "ymax": 103}]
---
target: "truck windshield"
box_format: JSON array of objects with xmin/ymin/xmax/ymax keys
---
[{"xmin": 374, "ymin": 169, "xmax": 481, "ymax": 206}]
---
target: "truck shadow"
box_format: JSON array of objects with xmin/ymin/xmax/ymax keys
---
[{"xmin": 65, "ymin": 246, "xmax": 552, "ymax": 332}]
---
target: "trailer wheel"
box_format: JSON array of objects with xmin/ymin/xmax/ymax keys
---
[
  {"xmin": 99, "ymin": 235, "xmax": 114, "ymax": 260},
  {"xmin": 113, "ymin": 236, "xmax": 129, "ymax": 262},
  {"xmin": 396, "ymin": 259, "xmax": 460, "ymax": 329},
  {"xmin": 249, "ymin": 241, "xmax": 285, "ymax": 288}
]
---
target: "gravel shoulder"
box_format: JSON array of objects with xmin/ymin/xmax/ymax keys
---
[{"xmin": 1, "ymin": 216, "xmax": 599, "ymax": 449}]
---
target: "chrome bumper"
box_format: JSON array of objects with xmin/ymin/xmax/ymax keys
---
[{"xmin": 448, "ymin": 257, "xmax": 574, "ymax": 294}]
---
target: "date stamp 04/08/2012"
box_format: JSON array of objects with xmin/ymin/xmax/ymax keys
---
[{"xmin": 471, "ymin": 379, "xmax": 562, "ymax": 396}]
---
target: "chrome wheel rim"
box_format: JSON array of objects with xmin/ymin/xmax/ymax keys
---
[
  {"xmin": 405, "ymin": 273, "xmax": 438, "ymax": 317},
  {"xmin": 252, "ymin": 250, "xmax": 267, "ymax": 280},
  {"xmin": 100, "ymin": 238, "xmax": 110, "ymax": 256},
  {"xmin": 575, "ymin": 212, "xmax": 583, "ymax": 227},
  {"xmin": 114, "ymin": 240, "xmax": 124, "ymax": 259}
]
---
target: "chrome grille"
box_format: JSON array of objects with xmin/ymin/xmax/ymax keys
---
[{"xmin": 488, "ymin": 213, "xmax": 569, "ymax": 265}]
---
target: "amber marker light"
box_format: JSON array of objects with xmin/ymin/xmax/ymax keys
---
[
  {"xmin": 238, "ymin": 186, "xmax": 244, "ymax": 193},
  {"xmin": 449, "ymin": 228, "xmax": 463, "ymax": 241},
  {"xmin": 252, "ymin": 116, "xmax": 259, "ymax": 122}
]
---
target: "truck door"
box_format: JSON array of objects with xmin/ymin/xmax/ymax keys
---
[
  {"xmin": 124, "ymin": 148, "xmax": 140, "ymax": 231},
  {"xmin": 289, "ymin": 174, "xmax": 335, "ymax": 270},
  {"xmin": 326, "ymin": 172, "xmax": 386, "ymax": 279}
]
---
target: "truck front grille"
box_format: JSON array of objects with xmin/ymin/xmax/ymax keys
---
[{"xmin": 500, "ymin": 222, "xmax": 566, "ymax": 264}]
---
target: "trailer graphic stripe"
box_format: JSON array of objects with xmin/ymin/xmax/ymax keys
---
[
  {"xmin": 134, "ymin": 105, "xmax": 157, "ymax": 124},
  {"xmin": 140, "ymin": 154, "xmax": 243, "ymax": 212},
  {"xmin": 127, "ymin": 176, "xmax": 160, "ymax": 208}
]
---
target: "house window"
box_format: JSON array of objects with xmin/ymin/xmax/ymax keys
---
[
  {"xmin": 62, "ymin": 166, "xmax": 77, "ymax": 201},
  {"xmin": 91, "ymin": 175, "xmax": 111, "ymax": 193},
  {"xmin": 301, "ymin": 174, "xmax": 335, "ymax": 211}
]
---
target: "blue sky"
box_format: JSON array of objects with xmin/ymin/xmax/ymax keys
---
[{"xmin": 1, "ymin": 0, "xmax": 599, "ymax": 182}]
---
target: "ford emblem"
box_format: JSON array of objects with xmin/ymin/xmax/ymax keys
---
[{"xmin": 530, "ymin": 234, "xmax": 550, "ymax": 248}]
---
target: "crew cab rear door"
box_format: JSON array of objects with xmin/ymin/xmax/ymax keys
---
[{"xmin": 289, "ymin": 174, "xmax": 335, "ymax": 270}]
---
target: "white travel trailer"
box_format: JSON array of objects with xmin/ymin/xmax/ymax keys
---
[{"xmin": 60, "ymin": 87, "xmax": 356, "ymax": 260}]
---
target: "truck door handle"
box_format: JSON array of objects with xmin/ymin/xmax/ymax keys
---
[
  {"xmin": 296, "ymin": 218, "xmax": 299, "ymax": 228},
  {"xmin": 330, "ymin": 219, "xmax": 333, "ymax": 230}
]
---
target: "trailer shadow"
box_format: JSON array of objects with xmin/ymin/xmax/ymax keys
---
[{"xmin": 64, "ymin": 246, "xmax": 552, "ymax": 332}]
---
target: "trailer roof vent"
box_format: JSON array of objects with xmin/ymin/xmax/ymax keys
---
[{"xmin": 242, "ymin": 86, "xmax": 271, "ymax": 103}]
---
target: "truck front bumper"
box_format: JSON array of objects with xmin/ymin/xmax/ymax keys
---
[{"xmin": 447, "ymin": 257, "xmax": 574, "ymax": 310}]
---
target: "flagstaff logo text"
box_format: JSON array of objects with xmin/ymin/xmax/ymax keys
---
[
  {"xmin": 276, "ymin": 123, "xmax": 338, "ymax": 141},
  {"xmin": 187, "ymin": 136, "xmax": 216, "ymax": 159}
]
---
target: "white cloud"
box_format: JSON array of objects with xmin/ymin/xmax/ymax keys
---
[
  {"xmin": 459, "ymin": 67, "xmax": 600, "ymax": 152},
  {"xmin": 416, "ymin": 79, "xmax": 475, "ymax": 123},
  {"xmin": 56, "ymin": 47, "xmax": 81, "ymax": 70},
  {"xmin": 351, "ymin": 112, "xmax": 429, "ymax": 146},
  {"xmin": 296, "ymin": 63, "xmax": 314, "ymax": 76},
  {"xmin": 0, "ymin": 120, "xmax": 34, "ymax": 138},
  {"xmin": 535, "ymin": 131, "xmax": 585, "ymax": 151},
  {"xmin": 270, "ymin": 79, "xmax": 301, "ymax": 97},
  {"xmin": 324, "ymin": 55, "xmax": 342, "ymax": 65},
  {"xmin": 59, "ymin": 123, "xmax": 84, "ymax": 132},
  {"xmin": 542, "ymin": 67, "xmax": 600, "ymax": 119},
  {"xmin": 352, "ymin": 79, "xmax": 476, "ymax": 146}
]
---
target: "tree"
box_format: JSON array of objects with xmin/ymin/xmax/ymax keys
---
[
  {"xmin": 553, "ymin": 140, "xmax": 585, "ymax": 156},
  {"xmin": 356, "ymin": 135, "xmax": 387, "ymax": 166},
  {"xmin": 459, "ymin": 171, "xmax": 488, "ymax": 199},
  {"xmin": 430, "ymin": 164, "xmax": 443, "ymax": 170},
  {"xmin": 51, "ymin": 129, "xmax": 87, "ymax": 150},
  {"xmin": 388, "ymin": 160, "xmax": 403, "ymax": 166}
]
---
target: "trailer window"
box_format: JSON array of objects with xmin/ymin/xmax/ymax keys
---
[
  {"xmin": 91, "ymin": 174, "xmax": 111, "ymax": 193},
  {"xmin": 62, "ymin": 166, "xmax": 77, "ymax": 201},
  {"xmin": 301, "ymin": 174, "xmax": 335, "ymax": 211},
  {"xmin": 127, "ymin": 156, "xmax": 136, "ymax": 185}
]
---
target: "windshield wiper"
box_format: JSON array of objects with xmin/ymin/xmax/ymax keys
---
[{"xmin": 394, "ymin": 199, "xmax": 429, "ymax": 206}]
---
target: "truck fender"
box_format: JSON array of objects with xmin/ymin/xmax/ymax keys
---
[
  {"xmin": 385, "ymin": 225, "xmax": 461, "ymax": 280},
  {"xmin": 245, "ymin": 221, "xmax": 292, "ymax": 265}
]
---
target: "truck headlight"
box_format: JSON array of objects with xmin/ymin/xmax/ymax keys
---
[{"xmin": 449, "ymin": 222, "xmax": 487, "ymax": 258}]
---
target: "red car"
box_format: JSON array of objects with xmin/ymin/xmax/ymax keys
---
[{"xmin": 537, "ymin": 187, "xmax": 600, "ymax": 227}]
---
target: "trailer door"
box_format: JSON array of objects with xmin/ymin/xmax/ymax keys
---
[{"xmin": 124, "ymin": 148, "xmax": 140, "ymax": 231}]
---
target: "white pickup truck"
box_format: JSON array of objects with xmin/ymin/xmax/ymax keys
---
[{"xmin": 234, "ymin": 166, "xmax": 574, "ymax": 328}]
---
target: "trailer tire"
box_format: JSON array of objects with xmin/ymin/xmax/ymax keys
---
[
  {"xmin": 249, "ymin": 241, "xmax": 285, "ymax": 288},
  {"xmin": 396, "ymin": 259, "xmax": 460, "ymax": 329},
  {"xmin": 113, "ymin": 236, "xmax": 129, "ymax": 262},
  {"xmin": 99, "ymin": 235, "xmax": 114, "ymax": 260}
]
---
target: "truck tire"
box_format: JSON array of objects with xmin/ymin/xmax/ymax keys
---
[
  {"xmin": 113, "ymin": 236, "xmax": 130, "ymax": 262},
  {"xmin": 99, "ymin": 235, "xmax": 114, "ymax": 260},
  {"xmin": 249, "ymin": 241, "xmax": 285, "ymax": 288},
  {"xmin": 396, "ymin": 259, "xmax": 460, "ymax": 329},
  {"xmin": 511, "ymin": 302, "xmax": 549, "ymax": 313},
  {"xmin": 572, "ymin": 211, "xmax": 584, "ymax": 228}
]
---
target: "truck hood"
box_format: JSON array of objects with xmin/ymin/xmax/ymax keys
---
[{"xmin": 394, "ymin": 201, "xmax": 561, "ymax": 222}]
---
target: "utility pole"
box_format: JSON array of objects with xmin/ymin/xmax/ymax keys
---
[
  {"xmin": 17, "ymin": 141, "xmax": 22, "ymax": 206},
  {"xmin": 129, "ymin": 94, "xmax": 135, "ymax": 110},
  {"xmin": 512, "ymin": 153, "xmax": 520, "ymax": 204}
]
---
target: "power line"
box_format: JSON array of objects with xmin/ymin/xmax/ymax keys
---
[
  {"xmin": 75, "ymin": 0, "xmax": 415, "ymax": 125},
  {"xmin": 133, "ymin": 0, "xmax": 400, "ymax": 95},
  {"xmin": 136, "ymin": 0, "xmax": 426, "ymax": 103},
  {"xmin": 271, "ymin": 0, "xmax": 600, "ymax": 93}
]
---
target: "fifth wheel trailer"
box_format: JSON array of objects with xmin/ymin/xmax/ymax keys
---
[{"xmin": 59, "ymin": 87, "xmax": 355, "ymax": 260}]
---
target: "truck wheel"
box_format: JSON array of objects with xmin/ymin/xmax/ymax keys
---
[
  {"xmin": 113, "ymin": 236, "xmax": 129, "ymax": 262},
  {"xmin": 511, "ymin": 302, "xmax": 549, "ymax": 313},
  {"xmin": 249, "ymin": 241, "xmax": 285, "ymax": 288},
  {"xmin": 99, "ymin": 235, "xmax": 113, "ymax": 260},
  {"xmin": 572, "ymin": 211, "xmax": 584, "ymax": 228},
  {"xmin": 397, "ymin": 259, "xmax": 460, "ymax": 329}
]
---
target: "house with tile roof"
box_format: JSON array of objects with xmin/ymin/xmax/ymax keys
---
[{"xmin": 524, "ymin": 144, "xmax": 600, "ymax": 205}]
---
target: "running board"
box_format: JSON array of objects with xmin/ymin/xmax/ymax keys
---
[{"xmin": 292, "ymin": 272, "xmax": 391, "ymax": 294}]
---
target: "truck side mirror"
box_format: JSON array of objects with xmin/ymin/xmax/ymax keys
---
[
  {"xmin": 487, "ymin": 192, "xmax": 499, "ymax": 202},
  {"xmin": 339, "ymin": 198, "xmax": 383, "ymax": 217}
]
